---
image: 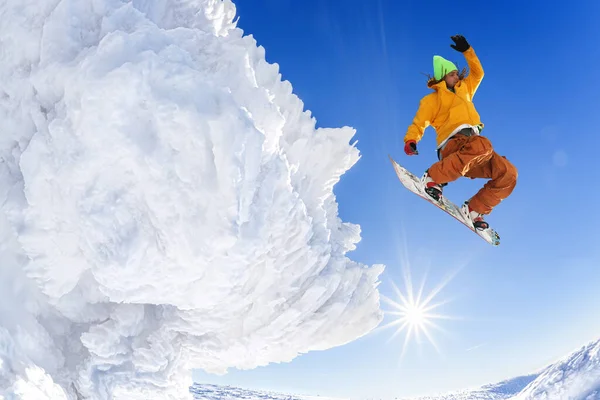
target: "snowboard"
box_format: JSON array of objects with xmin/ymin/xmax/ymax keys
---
[{"xmin": 388, "ymin": 155, "xmax": 500, "ymax": 246}]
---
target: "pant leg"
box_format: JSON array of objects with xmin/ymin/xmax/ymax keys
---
[
  {"xmin": 427, "ymin": 135, "xmax": 494, "ymax": 184},
  {"xmin": 465, "ymin": 152, "xmax": 518, "ymax": 214}
]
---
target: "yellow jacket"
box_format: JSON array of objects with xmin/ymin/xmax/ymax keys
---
[{"xmin": 404, "ymin": 47, "xmax": 485, "ymax": 148}]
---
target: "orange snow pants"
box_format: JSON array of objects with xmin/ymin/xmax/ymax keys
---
[{"xmin": 427, "ymin": 134, "xmax": 517, "ymax": 215}]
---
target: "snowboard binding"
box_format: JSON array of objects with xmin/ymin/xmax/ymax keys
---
[
  {"xmin": 421, "ymin": 171, "xmax": 447, "ymax": 202},
  {"xmin": 460, "ymin": 202, "xmax": 489, "ymax": 231},
  {"xmin": 425, "ymin": 186, "xmax": 443, "ymax": 202}
]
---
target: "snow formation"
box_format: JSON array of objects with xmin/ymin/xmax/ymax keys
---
[
  {"xmin": 0, "ymin": 0, "xmax": 383, "ymax": 398},
  {"xmin": 512, "ymin": 338, "xmax": 600, "ymax": 400},
  {"xmin": 399, "ymin": 338, "xmax": 600, "ymax": 400}
]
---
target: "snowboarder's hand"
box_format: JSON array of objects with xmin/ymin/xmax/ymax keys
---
[
  {"xmin": 404, "ymin": 140, "xmax": 418, "ymax": 156},
  {"xmin": 450, "ymin": 35, "xmax": 470, "ymax": 52}
]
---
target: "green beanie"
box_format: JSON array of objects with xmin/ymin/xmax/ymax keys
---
[{"xmin": 433, "ymin": 55, "xmax": 458, "ymax": 80}]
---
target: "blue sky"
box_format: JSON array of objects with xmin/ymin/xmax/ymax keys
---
[{"xmin": 195, "ymin": 0, "xmax": 600, "ymax": 398}]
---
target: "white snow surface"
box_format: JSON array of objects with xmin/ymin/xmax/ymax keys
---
[
  {"xmin": 0, "ymin": 0, "xmax": 384, "ymax": 398},
  {"xmin": 188, "ymin": 338, "xmax": 600, "ymax": 400},
  {"xmin": 400, "ymin": 338, "xmax": 600, "ymax": 400},
  {"xmin": 511, "ymin": 338, "xmax": 600, "ymax": 400},
  {"xmin": 190, "ymin": 383, "xmax": 346, "ymax": 400}
]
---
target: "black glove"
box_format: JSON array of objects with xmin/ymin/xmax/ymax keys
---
[{"xmin": 450, "ymin": 35, "xmax": 470, "ymax": 52}]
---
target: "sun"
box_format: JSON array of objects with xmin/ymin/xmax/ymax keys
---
[
  {"xmin": 375, "ymin": 259, "xmax": 463, "ymax": 362},
  {"xmin": 404, "ymin": 303, "xmax": 426, "ymax": 327}
]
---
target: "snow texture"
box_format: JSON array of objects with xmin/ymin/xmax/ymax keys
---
[
  {"xmin": 512, "ymin": 338, "xmax": 600, "ymax": 400},
  {"xmin": 398, "ymin": 375, "xmax": 539, "ymax": 400},
  {"xmin": 400, "ymin": 338, "xmax": 600, "ymax": 400},
  {"xmin": 0, "ymin": 0, "xmax": 384, "ymax": 398},
  {"xmin": 191, "ymin": 339, "xmax": 600, "ymax": 400},
  {"xmin": 190, "ymin": 383, "xmax": 345, "ymax": 400}
]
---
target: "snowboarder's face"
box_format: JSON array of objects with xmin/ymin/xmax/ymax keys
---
[{"xmin": 444, "ymin": 70, "xmax": 459, "ymax": 88}]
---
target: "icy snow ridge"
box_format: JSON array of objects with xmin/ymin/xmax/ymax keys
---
[
  {"xmin": 512, "ymin": 338, "xmax": 600, "ymax": 400},
  {"xmin": 0, "ymin": 0, "xmax": 383, "ymax": 398},
  {"xmin": 400, "ymin": 338, "xmax": 600, "ymax": 400}
]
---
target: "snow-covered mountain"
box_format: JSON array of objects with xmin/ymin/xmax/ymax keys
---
[
  {"xmin": 511, "ymin": 338, "xmax": 600, "ymax": 400},
  {"xmin": 190, "ymin": 338, "xmax": 600, "ymax": 400},
  {"xmin": 400, "ymin": 338, "xmax": 600, "ymax": 400}
]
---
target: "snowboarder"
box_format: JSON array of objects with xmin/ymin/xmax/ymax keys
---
[{"xmin": 403, "ymin": 34, "xmax": 517, "ymax": 230}]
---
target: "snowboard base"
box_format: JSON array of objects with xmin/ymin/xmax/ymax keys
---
[{"xmin": 389, "ymin": 155, "xmax": 500, "ymax": 246}]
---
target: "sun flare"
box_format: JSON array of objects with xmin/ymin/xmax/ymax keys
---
[
  {"xmin": 404, "ymin": 303, "xmax": 426, "ymax": 327},
  {"xmin": 376, "ymin": 259, "xmax": 463, "ymax": 362}
]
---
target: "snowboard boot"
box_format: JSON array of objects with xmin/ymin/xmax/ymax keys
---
[
  {"xmin": 421, "ymin": 170, "xmax": 445, "ymax": 201},
  {"xmin": 461, "ymin": 201, "xmax": 489, "ymax": 231}
]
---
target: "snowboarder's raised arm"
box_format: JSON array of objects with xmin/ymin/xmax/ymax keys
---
[
  {"xmin": 404, "ymin": 93, "xmax": 437, "ymax": 144},
  {"xmin": 450, "ymin": 35, "xmax": 484, "ymax": 98},
  {"xmin": 462, "ymin": 47, "xmax": 484, "ymax": 98}
]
